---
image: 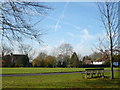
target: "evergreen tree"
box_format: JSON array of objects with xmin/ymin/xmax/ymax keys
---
[{"xmin": 70, "ymin": 52, "xmax": 79, "ymax": 67}]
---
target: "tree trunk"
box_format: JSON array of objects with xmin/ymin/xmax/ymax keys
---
[
  {"xmin": 110, "ymin": 38, "xmax": 114, "ymax": 79},
  {"xmin": 106, "ymin": 3, "xmax": 114, "ymax": 79}
]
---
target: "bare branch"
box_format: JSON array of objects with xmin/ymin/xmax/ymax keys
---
[
  {"xmin": 0, "ymin": 0, "xmax": 51, "ymax": 46},
  {"xmin": 97, "ymin": 1, "xmax": 119, "ymax": 79}
]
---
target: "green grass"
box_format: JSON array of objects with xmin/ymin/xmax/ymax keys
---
[
  {"xmin": 2, "ymin": 71, "xmax": 120, "ymax": 88},
  {"xmin": 1, "ymin": 67, "xmax": 119, "ymax": 74},
  {"xmin": 1, "ymin": 68, "xmax": 82, "ymax": 74}
]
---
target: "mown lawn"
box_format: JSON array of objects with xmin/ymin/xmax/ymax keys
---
[
  {"xmin": 1, "ymin": 69, "xmax": 120, "ymax": 88},
  {"xmin": 1, "ymin": 67, "xmax": 119, "ymax": 74},
  {"xmin": 1, "ymin": 68, "xmax": 82, "ymax": 74}
]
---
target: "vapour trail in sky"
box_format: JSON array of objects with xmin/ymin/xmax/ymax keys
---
[{"xmin": 54, "ymin": 2, "xmax": 69, "ymax": 32}]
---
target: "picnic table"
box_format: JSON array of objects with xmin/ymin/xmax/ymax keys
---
[{"xmin": 82, "ymin": 68, "xmax": 104, "ymax": 79}]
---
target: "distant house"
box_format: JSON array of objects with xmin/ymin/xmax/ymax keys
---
[
  {"xmin": 92, "ymin": 61, "xmax": 104, "ymax": 65},
  {"xmin": 91, "ymin": 58, "xmax": 106, "ymax": 65},
  {"xmin": 0, "ymin": 60, "xmax": 6, "ymax": 67},
  {"xmin": 83, "ymin": 59, "xmax": 104, "ymax": 65},
  {"xmin": 2, "ymin": 53, "xmax": 29, "ymax": 67},
  {"xmin": 82, "ymin": 60, "xmax": 92, "ymax": 65},
  {"xmin": 2, "ymin": 55, "xmax": 13, "ymax": 67},
  {"xmin": 0, "ymin": 60, "xmax": 1, "ymax": 67},
  {"xmin": 0, "ymin": 60, "xmax": 2, "ymax": 67}
]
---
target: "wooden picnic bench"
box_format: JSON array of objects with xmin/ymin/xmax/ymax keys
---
[{"xmin": 82, "ymin": 68, "xmax": 104, "ymax": 79}]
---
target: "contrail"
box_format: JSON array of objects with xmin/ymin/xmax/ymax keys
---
[
  {"xmin": 34, "ymin": 14, "xmax": 81, "ymax": 31},
  {"xmin": 54, "ymin": 2, "xmax": 69, "ymax": 32},
  {"xmin": 32, "ymin": 2, "xmax": 81, "ymax": 31}
]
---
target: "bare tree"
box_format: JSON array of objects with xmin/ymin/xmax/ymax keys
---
[
  {"xmin": 56, "ymin": 43, "xmax": 73, "ymax": 67},
  {"xmin": 18, "ymin": 43, "xmax": 36, "ymax": 60},
  {"xmin": 0, "ymin": 43, "xmax": 13, "ymax": 56},
  {"xmin": 18, "ymin": 43, "xmax": 32, "ymax": 54},
  {"xmin": 98, "ymin": 1, "xmax": 119, "ymax": 79},
  {"xmin": 37, "ymin": 52, "xmax": 47, "ymax": 59},
  {"xmin": 0, "ymin": 0, "xmax": 51, "ymax": 56},
  {"xmin": 57, "ymin": 43, "xmax": 73, "ymax": 56}
]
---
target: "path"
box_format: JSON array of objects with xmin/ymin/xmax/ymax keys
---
[{"xmin": 1, "ymin": 70, "xmax": 119, "ymax": 77}]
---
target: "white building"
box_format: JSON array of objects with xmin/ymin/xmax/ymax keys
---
[{"xmin": 92, "ymin": 61, "xmax": 103, "ymax": 65}]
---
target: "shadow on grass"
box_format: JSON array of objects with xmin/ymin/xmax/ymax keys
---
[
  {"xmin": 85, "ymin": 75, "xmax": 120, "ymax": 81},
  {"xmin": 85, "ymin": 76, "xmax": 110, "ymax": 79},
  {"xmin": 82, "ymin": 77, "xmax": 120, "ymax": 88}
]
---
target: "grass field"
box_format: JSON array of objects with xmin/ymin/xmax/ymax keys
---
[
  {"xmin": 1, "ymin": 67, "xmax": 119, "ymax": 74},
  {"xmin": 1, "ymin": 68, "xmax": 82, "ymax": 74},
  {"xmin": 2, "ymin": 71, "xmax": 120, "ymax": 88},
  {"xmin": 1, "ymin": 67, "xmax": 120, "ymax": 88}
]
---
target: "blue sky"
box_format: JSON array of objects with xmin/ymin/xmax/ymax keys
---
[{"xmin": 30, "ymin": 2, "xmax": 106, "ymax": 56}]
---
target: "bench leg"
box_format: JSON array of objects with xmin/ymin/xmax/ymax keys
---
[
  {"xmin": 82, "ymin": 73, "xmax": 85, "ymax": 78},
  {"xmin": 97, "ymin": 73, "xmax": 101, "ymax": 78},
  {"xmin": 102, "ymin": 73, "xmax": 105, "ymax": 78}
]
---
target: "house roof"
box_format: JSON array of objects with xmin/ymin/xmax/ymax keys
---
[
  {"xmin": 83, "ymin": 60, "xmax": 92, "ymax": 64},
  {"xmin": 12, "ymin": 54, "xmax": 27, "ymax": 56},
  {"xmin": 96, "ymin": 59, "xmax": 103, "ymax": 62}
]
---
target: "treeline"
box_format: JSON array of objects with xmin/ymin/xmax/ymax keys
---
[
  {"xmin": 1, "ymin": 43, "xmax": 119, "ymax": 67},
  {"xmin": 32, "ymin": 52, "xmax": 82, "ymax": 67},
  {"xmin": 32, "ymin": 43, "xmax": 82, "ymax": 67}
]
